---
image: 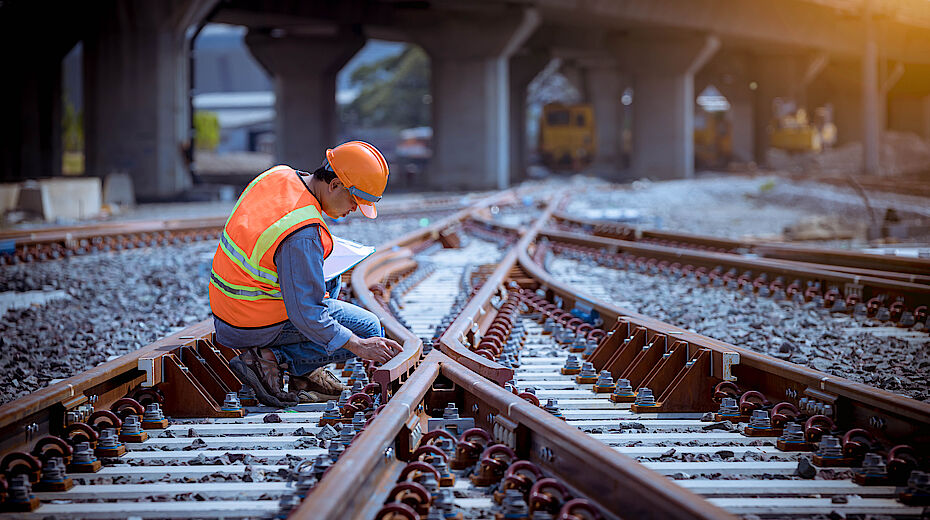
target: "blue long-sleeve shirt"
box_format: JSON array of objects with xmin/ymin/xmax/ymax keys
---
[{"xmin": 213, "ymin": 225, "xmax": 353, "ymax": 355}]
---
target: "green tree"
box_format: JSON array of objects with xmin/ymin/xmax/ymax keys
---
[
  {"xmin": 341, "ymin": 45, "xmax": 431, "ymax": 129},
  {"xmin": 62, "ymin": 92, "xmax": 83, "ymax": 153}
]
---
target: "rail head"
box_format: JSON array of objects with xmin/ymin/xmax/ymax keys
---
[
  {"xmin": 437, "ymin": 197, "xmax": 560, "ymax": 385},
  {"xmin": 354, "ymin": 189, "xmax": 525, "ymax": 399}
]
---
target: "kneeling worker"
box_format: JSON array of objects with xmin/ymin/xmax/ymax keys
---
[{"xmin": 209, "ymin": 141, "xmax": 403, "ymax": 407}]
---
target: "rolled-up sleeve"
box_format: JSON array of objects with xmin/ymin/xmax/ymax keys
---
[{"xmin": 275, "ymin": 226, "xmax": 353, "ymax": 354}]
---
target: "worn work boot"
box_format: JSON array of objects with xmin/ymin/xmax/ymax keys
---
[
  {"xmin": 291, "ymin": 367, "xmax": 348, "ymax": 403},
  {"xmin": 229, "ymin": 349, "xmax": 298, "ymax": 408}
]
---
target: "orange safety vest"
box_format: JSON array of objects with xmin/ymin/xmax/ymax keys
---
[{"xmin": 210, "ymin": 165, "xmax": 334, "ymax": 328}]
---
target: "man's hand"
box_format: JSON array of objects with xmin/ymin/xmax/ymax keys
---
[{"xmin": 344, "ymin": 335, "xmax": 403, "ymax": 364}]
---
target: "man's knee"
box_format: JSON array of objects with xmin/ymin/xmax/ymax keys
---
[{"xmin": 359, "ymin": 309, "xmax": 382, "ymax": 338}]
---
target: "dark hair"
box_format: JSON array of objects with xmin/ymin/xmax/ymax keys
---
[{"xmin": 311, "ymin": 166, "xmax": 337, "ymax": 184}]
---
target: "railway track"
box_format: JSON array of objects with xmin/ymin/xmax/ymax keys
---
[
  {"xmin": 1, "ymin": 188, "xmax": 928, "ymax": 519},
  {"xmin": 0, "ymin": 195, "xmax": 470, "ymax": 265}
]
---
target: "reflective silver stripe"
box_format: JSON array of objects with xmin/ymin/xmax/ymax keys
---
[
  {"xmin": 220, "ymin": 233, "xmax": 278, "ymax": 284},
  {"xmin": 211, "ymin": 272, "xmax": 282, "ymax": 299},
  {"xmin": 347, "ymin": 185, "xmax": 381, "ymax": 203}
]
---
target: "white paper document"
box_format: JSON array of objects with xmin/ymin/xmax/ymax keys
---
[{"xmin": 323, "ymin": 236, "xmax": 376, "ymax": 281}]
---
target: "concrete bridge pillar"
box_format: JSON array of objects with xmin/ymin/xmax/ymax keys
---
[
  {"xmin": 83, "ymin": 0, "xmax": 217, "ymax": 200},
  {"xmin": 411, "ymin": 8, "xmax": 540, "ymax": 190},
  {"xmin": 246, "ymin": 29, "xmax": 365, "ymax": 171},
  {"xmin": 585, "ymin": 63, "xmax": 625, "ymax": 177},
  {"xmin": 616, "ymin": 34, "xmax": 720, "ymax": 180},
  {"xmin": 509, "ymin": 51, "xmax": 550, "ymax": 184}
]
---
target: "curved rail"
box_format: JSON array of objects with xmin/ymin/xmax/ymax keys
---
[
  {"xmin": 436, "ymin": 197, "xmax": 558, "ymax": 384},
  {"xmin": 353, "ymin": 190, "xmax": 520, "ymax": 399}
]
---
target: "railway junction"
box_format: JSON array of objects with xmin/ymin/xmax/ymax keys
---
[
  {"xmin": 2, "ymin": 0, "xmax": 930, "ymax": 518},
  {"xmin": 0, "ymin": 176, "xmax": 928, "ymax": 519}
]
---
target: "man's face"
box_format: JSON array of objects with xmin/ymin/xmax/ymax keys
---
[{"xmin": 321, "ymin": 178, "xmax": 358, "ymax": 219}]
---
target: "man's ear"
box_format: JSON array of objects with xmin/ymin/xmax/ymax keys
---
[{"xmin": 329, "ymin": 178, "xmax": 344, "ymax": 192}]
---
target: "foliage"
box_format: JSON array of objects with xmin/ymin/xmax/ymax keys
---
[
  {"xmin": 62, "ymin": 91, "xmax": 83, "ymax": 153},
  {"xmin": 341, "ymin": 45, "xmax": 431, "ymax": 129},
  {"xmin": 194, "ymin": 110, "xmax": 221, "ymax": 151}
]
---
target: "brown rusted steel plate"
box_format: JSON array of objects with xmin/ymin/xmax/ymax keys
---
[{"xmin": 518, "ymin": 238, "xmax": 930, "ymax": 451}]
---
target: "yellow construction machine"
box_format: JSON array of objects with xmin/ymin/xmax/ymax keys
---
[
  {"xmin": 538, "ymin": 103, "xmax": 596, "ymax": 171},
  {"xmin": 770, "ymin": 105, "xmax": 837, "ymax": 153}
]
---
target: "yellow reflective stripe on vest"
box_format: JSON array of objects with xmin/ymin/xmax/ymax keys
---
[
  {"xmin": 210, "ymin": 270, "xmax": 282, "ymax": 301},
  {"xmin": 251, "ymin": 205, "xmax": 330, "ymax": 264},
  {"xmin": 224, "ymin": 165, "xmax": 292, "ymax": 227},
  {"xmin": 219, "ymin": 231, "xmax": 279, "ymax": 285}
]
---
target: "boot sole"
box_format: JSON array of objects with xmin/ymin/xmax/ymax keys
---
[{"xmin": 230, "ymin": 357, "xmax": 295, "ymax": 408}]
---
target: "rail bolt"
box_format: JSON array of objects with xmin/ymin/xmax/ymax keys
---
[
  {"xmin": 811, "ymin": 435, "xmax": 846, "ymax": 467},
  {"xmin": 593, "ymin": 371, "xmax": 615, "ymax": 394},
  {"xmin": 3, "ymin": 474, "xmax": 39, "ymax": 512},
  {"xmin": 899, "ymin": 470, "xmax": 930, "ymax": 505},
  {"xmin": 610, "ymin": 379, "xmax": 635, "ymax": 403},
  {"xmin": 853, "ymin": 452, "xmax": 889, "ymax": 486}
]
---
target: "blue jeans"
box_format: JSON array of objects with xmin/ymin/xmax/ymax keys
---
[{"xmin": 266, "ymin": 299, "xmax": 381, "ymax": 376}]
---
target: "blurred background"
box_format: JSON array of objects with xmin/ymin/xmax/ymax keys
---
[{"xmin": 1, "ymin": 0, "xmax": 929, "ymax": 215}]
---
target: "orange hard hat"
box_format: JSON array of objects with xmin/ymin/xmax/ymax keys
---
[{"xmin": 325, "ymin": 141, "xmax": 389, "ymax": 219}]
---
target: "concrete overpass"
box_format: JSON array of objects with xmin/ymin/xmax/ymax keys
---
[{"xmin": 2, "ymin": 0, "xmax": 929, "ymax": 199}]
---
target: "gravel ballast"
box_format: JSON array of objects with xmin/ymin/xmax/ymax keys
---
[
  {"xmin": 546, "ymin": 255, "xmax": 930, "ymax": 402},
  {"xmin": 0, "ymin": 213, "xmax": 451, "ymax": 405}
]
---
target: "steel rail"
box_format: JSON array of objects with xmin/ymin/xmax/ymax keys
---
[
  {"xmin": 0, "ymin": 319, "xmax": 214, "ymax": 456},
  {"xmin": 435, "ymin": 198, "xmax": 558, "ymax": 384},
  {"xmin": 539, "ymin": 227, "xmax": 930, "ymax": 310},
  {"xmin": 0, "ymin": 197, "xmax": 471, "ymax": 264},
  {"xmin": 0, "ymin": 192, "xmax": 507, "ymax": 456},
  {"xmin": 518, "ymin": 232, "xmax": 930, "ymax": 451},
  {"xmin": 352, "ymin": 190, "xmax": 521, "ymax": 399},
  {"xmin": 295, "ymin": 350, "xmax": 734, "ymax": 520},
  {"xmin": 554, "ymin": 212, "xmax": 930, "ymax": 278}
]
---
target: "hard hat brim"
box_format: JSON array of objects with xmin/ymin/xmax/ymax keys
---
[{"xmin": 358, "ymin": 201, "xmax": 377, "ymax": 219}]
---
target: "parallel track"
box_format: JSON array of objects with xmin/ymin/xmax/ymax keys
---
[{"xmin": 1, "ymin": 188, "xmax": 928, "ymax": 519}]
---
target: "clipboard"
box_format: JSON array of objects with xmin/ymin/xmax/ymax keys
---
[{"xmin": 323, "ymin": 236, "xmax": 376, "ymax": 281}]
